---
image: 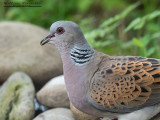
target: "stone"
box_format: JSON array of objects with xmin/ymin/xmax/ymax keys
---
[
  {"xmin": 70, "ymin": 102, "xmax": 99, "ymax": 120},
  {"xmin": 0, "ymin": 72, "xmax": 35, "ymax": 120},
  {"xmin": 0, "ymin": 22, "xmax": 63, "ymax": 89},
  {"xmin": 150, "ymin": 113, "xmax": 160, "ymax": 120},
  {"xmin": 36, "ymin": 75, "xmax": 70, "ymax": 108},
  {"xmin": 102, "ymin": 117, "xmax": 112, "ymax": 120},
  {"xmin": 33, "ymin": 108, "xmax": 75, "ymax": 120}
]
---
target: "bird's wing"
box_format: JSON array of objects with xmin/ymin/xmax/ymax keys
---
[{"xmin": 89, "ymin": 56, "xmax": 160, "ymax": 113}]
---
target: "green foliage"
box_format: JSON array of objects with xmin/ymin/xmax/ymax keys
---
[
  {"xmin": 100, "ymin": 2, "xmax": 140, "ymax": 28},
  {"xmin": 83, "ymin": 2, "xmax": 160, "ymax": 58},
  {"xmin": 125, "ymin": 10, "xmax": 160, "ymax": 31},
  {"xmin": 0, "ymin": 0, "xmax": 160, "ymax": 58},
  {"xmin": 85, "ymin": 2, "xmax": 140, "ymax": 48}
]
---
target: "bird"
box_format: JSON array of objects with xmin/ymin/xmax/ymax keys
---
[{"xmin": 40, "ymin": 21, "xmax": 160, "ymax": 120}]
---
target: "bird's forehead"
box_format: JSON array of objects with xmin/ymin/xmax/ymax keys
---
[
  {"xmin": 50, "ymin": 22, "xmax": 64, "ymax": 31},
  {"xmin": 50, "ymin": 21, "xmax": 79, "ymax": 32}
]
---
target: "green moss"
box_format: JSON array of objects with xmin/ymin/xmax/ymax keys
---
[{"xmin": 0, "ymin": 72, "xmax": 35, "ymax": 120}]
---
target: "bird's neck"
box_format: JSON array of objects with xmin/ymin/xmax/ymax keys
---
[
  {"xmin": 59, "ymin": 43, "xmax": 95, "ymax": 73},
  {"xmin": 69, "ymin": 45, "xmax": 95, "ymax": 66},
  {"xmin": 59, "ymin": 43, "xmax": 100, "ymax": 112},
  {"xmin": 60, "ymin": 44, "xmax": 95, "ymax": 109}
]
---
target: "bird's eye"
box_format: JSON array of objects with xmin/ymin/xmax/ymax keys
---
[{"xmin": 56, "ymin": 27, "xmax": 65, "ymax": 34}]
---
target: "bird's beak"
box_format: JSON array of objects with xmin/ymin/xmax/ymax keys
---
[{"xmin": 40, "ymin": 34, "xmax": 55, "ymax": 46}]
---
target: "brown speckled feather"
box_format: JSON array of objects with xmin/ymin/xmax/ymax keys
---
[{"xmin": 90, "ymin": 55, "xmax": 160, "ymax": 113}]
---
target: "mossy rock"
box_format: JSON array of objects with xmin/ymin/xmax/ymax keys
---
[{"xmin": 0, "ymin": 72, "xmax": 35, "ymax": 120}]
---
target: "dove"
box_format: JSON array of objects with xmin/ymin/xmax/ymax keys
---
[{"xmin": 40, "ymin": 21, "xmax": 160, "ymax": 120}]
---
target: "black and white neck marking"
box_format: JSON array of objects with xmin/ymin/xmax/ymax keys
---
[{"xmin": 70, "ymin": 46, "xmax": 94, "ymax": 66}]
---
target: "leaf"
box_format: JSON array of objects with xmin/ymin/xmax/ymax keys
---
[
  {"xmin": 146, "ymin": 47, "xmax": 156, "ymax": 57},
  {"xmin": 125, "ymin": 10, "xmax": 160, "ymax": 32},
  {"xmin": 148, "ymin": 11, "xmax": 160, "ymax": 20},
  {"xmin": 133, "ymin": 18, "xmax": 146, "ymax": 30},
  {"xmin": 100, "ymin": 1, "xmax": 140, "ymax": 28},
  {"xmin": 141, "ymin": 35, "xmax": 152, "ymax": 47},
  {"xmin": 133, "ymin": 38, "xmax": 144, "ymax": 48},
  {"xmin": 125, "ymin": 18, "xmax": 141, "ymax": 32},
  {"xmin": 152, "ymin": 32, "xmax": 160, "ymax": 39}
]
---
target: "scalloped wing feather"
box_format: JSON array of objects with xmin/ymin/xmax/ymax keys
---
[{"xmin": 90, "ymin": 56, "xmax": 160, "ymax": 113}]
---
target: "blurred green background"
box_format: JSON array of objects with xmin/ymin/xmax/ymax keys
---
[{"xmin": 0, "ymin": 0, "xmax": 160, "ymax": 58}]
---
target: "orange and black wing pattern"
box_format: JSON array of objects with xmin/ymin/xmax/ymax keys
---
[{"xmin": 90, "ymin": 56, "xmax": 160, "ymax": 113}]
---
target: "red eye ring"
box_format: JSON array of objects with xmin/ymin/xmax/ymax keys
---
[{"xmin": 56, "ymin": 27, "xmax": 65, "ymax": 34}]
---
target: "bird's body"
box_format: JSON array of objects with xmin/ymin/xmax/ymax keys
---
[{"xmin": 40, "ymin": 21, "xmax": 160, "ymax": 120}]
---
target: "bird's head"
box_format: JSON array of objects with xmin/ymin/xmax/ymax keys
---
[{"xmin": 40, "ymin": 21, "xmax": 86, "ymax": 52}]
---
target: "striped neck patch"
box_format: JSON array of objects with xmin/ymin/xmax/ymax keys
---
[{"xmin": 70, "ymin": 47, "xmax": 94, "ymax": 66}]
